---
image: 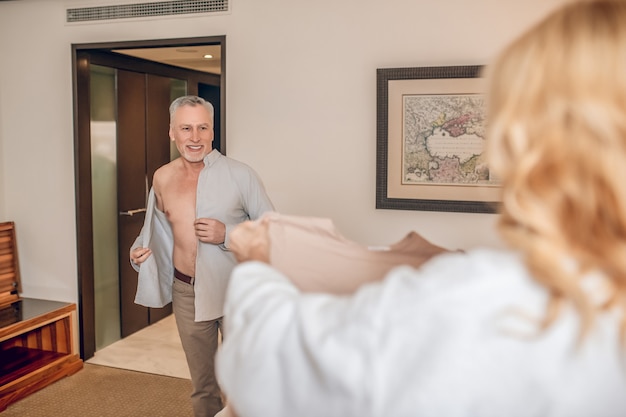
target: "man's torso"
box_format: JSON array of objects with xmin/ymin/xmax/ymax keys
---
[{"xmin": 153, "ymin": 157, "xmax": 201, "ymax": 277}]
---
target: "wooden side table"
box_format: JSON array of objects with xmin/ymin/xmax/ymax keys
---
[{"xmin": 0, "ymin": 298, "xmax": 83, "ymax": 411}]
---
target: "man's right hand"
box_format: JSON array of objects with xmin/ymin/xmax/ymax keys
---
[{"xmin": 130, "ymin": 247, "xmax": 152, "ymax": 265}]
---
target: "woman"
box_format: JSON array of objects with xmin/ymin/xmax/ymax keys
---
[{"xmin": 216, "ymin": 1, "xmax": 626, "ymax": 416}]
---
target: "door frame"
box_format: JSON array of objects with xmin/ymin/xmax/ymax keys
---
[{"xmin": 72, "ymin": 36, "xmax": 226, "ymax": 360}]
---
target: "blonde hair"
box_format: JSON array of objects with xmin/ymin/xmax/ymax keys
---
[{"xmin": 486, "ymin": 0, "xmax": 626, "ymax": 343}]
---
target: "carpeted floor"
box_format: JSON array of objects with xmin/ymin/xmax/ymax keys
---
[{"xmin": 2, "ymin": 363, "xmax": 194, "ymax": 416}]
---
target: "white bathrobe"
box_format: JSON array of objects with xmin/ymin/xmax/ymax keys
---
[{"xmin": 216, "ymin": 248, "xmax": 626, "ymax": 417}]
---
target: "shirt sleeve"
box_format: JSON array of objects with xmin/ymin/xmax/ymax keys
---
[
  {"xmin": 242, "ymin": 166, "xmax": 274, "ymax": 219},
  {"xmin": 222, "ymin": 166, "xmax": 274, "ymax": 249}
]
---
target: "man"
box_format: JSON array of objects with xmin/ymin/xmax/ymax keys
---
[{"xmin": 130, "ymin": 95, "xmax": 274, "ymax": 417}]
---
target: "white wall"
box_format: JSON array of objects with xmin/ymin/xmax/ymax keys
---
[{"xmin": 0, "ymin": 0, "xmax": 568, "ymax": 304}]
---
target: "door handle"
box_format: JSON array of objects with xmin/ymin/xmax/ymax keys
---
[{"xmin": 119, "ymin": 208, "xmax": 147, "ymax": 216}]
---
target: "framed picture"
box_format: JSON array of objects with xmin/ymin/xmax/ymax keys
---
[{"xmin": 376, "ymin": 65, "xmax": 501, "ymax": 213}]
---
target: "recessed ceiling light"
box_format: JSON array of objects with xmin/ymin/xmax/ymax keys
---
[{"xmin": 203, "ymin": 54, "xmax": 213, "ymax": 59}]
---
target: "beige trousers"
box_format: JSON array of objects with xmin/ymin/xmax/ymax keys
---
[{"xmin": 172, "ymin": 278, "xmax": 224, "ymax": 417}]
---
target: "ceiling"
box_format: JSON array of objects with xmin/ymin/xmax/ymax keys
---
[{"xmin": 113, "ymin": 44, "xmax": 222, "ymax": 75}]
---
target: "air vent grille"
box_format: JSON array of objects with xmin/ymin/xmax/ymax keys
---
[{"xmin": 67, "ymin": 0, "xmax": 229, "ymax": 23}]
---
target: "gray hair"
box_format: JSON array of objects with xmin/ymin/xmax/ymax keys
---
[{"xmin": 169, "ymin": 95, "xmax": 214, "ymax": 123}]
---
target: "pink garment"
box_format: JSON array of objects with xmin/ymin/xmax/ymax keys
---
[{"xmin": 262, "ymin": 212, "xmax": 449, "ymax": 294}]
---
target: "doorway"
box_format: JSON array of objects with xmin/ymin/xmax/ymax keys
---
[{"xmin": 72, "ymin": 36, "xmax": 225, "ymax": 360}]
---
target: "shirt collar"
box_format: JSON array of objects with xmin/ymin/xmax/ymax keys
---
[{"xmin": 203, "ymin": 149, "xmax": 222, "ymax": 167}]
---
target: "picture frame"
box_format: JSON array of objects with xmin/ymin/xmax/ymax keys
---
[{"xmin": 376, "ymin": 65, "xmax": 501, "ymax": 214}]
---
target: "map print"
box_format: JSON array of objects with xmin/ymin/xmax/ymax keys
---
[{"xmin": 402, "ymin": 94, "xmax": 496, "ymax": 186}]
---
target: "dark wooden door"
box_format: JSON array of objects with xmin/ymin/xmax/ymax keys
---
[
  {"xmin": 144, "ymin": 74, "xmax": 174, "ymax": 325},
  {"xmin": 117, "ymin": 70, "xmax": 173, "ymax": 338},
  {"xmin": 74, "ymin": 40, "xmax": 224, "ymax": 359}
]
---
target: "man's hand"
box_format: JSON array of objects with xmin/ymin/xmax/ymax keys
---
[
  {"xmin": 131, "ymin": 247, "xmax": 152, "ymax": 265},
  {"xmin": 229, "ymin": 219, "xmax": 270, "ymax": 263},
  {"xmin": 194, "ymin": 218, "xmax": 227, "ymax": 244}
]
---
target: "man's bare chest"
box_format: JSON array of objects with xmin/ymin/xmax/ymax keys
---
[{"xmin": 161, "ymin": 180, "xmax": 197, "ymax": 225}]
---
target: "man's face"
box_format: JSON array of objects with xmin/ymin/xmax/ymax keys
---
[{"xmin": 169, "ymin": 104, "xmax": 214, "ymax": 163}]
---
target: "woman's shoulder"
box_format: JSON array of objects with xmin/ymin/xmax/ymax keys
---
[
  {"xmin": 399, "ymin": 247, "xmax": 531, "ymax": 287},
  {"xmin": 365, "ymin": 247, "xmax": 546, "ymax": 322}
]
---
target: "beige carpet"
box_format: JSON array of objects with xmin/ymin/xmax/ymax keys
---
[{"xmin": 2, "ymin": 363, "xmax": 193, "ymax": 417}]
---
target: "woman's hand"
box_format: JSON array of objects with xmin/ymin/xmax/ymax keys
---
[{"xmin": 229, "ymin": 219, "xmax": 270, "ymax": 263}]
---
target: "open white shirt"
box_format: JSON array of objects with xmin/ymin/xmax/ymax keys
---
[{"xmin": 131, "ymin": 149, "xmax": 274, "ymax": 321}]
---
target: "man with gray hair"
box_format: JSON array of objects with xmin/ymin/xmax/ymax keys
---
[{"xmin": 130, "ymin": 95, "xmax": 274, "ymax": 416}]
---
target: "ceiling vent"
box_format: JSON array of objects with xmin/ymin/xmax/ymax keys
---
[{"xmin": 66, "ymin": 0, "xmax": 229, "ymax": 23}]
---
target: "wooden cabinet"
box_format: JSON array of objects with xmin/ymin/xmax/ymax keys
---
[
  {"xmin": 0, "ymin": 222, "xmax": 83, "ymax": 410},
  {"xmin": 0, "ymin": 222, "xmax": 21, "ymax": 307},
  {"xmin": 0, "ymin": 298, "xmax": 83, "ymax": 411}
]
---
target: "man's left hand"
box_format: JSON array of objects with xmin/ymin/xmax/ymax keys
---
[{"xmin": 194, "ymin": 218, "xmax": 226, "ymax": 244}]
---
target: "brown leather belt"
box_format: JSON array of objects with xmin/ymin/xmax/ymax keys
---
[{"xmin": 174, "ymin": 268, "xmax": 195, "ymax": 285}]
